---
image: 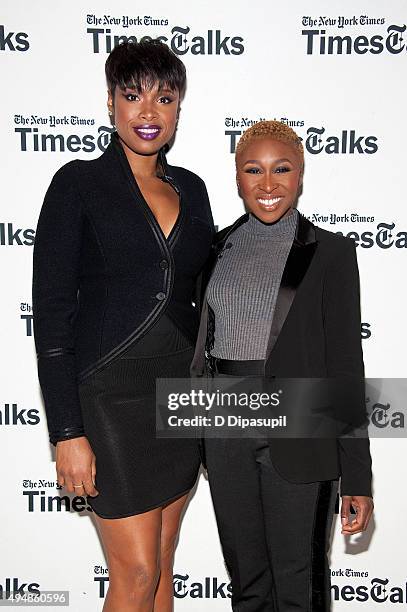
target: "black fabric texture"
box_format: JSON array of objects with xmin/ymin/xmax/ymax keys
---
[
  {"xmin": 205, "ymin": 431, "xmax": 338, "ymax": 611},
  {"xmin": 32, "ymin": 131, "xmax": 215, "ymax": 445},
  {"xmin": 191, "ymin": 212, "xmax": 373, "ymax": 498},
  {"xmin": 79, "ymin": 319, "xmax": 200, "ymax": 518}
]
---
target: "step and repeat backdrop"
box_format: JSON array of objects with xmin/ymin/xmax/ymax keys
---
[{"xmin": 1, "ymin": 0, "xmax": 406, "ymax": 609}]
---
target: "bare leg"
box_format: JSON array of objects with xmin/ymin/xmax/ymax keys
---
[
  {"xmin": 153, "ymin": 493, "xmax": 190, "ymax": 612},
  {"xmin": 94, "ymin": 507, "xmax": 162, "ymax": 612}
]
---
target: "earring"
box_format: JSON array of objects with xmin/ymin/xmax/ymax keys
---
[{"xmin": 108, "ymin": 109, "xmax": 113, "ymax": 116}]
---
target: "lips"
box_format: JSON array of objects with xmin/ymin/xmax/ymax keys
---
[{"xmin": 133, "ymin": 125, "xmax": 162, "ymax": 141}]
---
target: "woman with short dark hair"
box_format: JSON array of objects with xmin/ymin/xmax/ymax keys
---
[{"xmin": 33, "ymin": 40, "xmax": 214, "ymax": 611}]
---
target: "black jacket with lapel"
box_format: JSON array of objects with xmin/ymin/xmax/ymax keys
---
[
  {"xmin": 32, "ymin": 131, "xmax": 215, "ymax": 445},
  {"xmin": 190, "ymin": 211, "xmax": 373, "ymax": 498}
]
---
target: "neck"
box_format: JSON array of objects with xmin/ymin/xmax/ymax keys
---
[
  {"xmin": 119, "ymin": 135, "xmax": 159, "ymax": 179},
  {"xmin": 254, "ymin": 207, "xmax": 294, "ymax": 226},
  {"xmin": 244, "ymin": 208, "xmax": 298, "ymax": 238}
]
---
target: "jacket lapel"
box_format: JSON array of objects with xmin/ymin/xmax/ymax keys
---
[{"xmin": 265, "ymin": 212, "xmax": 318, "ymax": 360}]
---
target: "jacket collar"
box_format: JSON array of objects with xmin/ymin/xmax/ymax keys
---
[{"xmin": 294, "ymin": 211, "xmax": 317, "ymax": 246}]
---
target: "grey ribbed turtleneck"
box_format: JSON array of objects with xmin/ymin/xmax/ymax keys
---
[{"xmin": 207, "ymin": 209, "xmax": 298, "ymax": 360}]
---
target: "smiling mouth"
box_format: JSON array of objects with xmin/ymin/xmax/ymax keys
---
[
  {"xmin": 257, "ymin": 196, "xmax": 283, "ymax": 208},
  {"xmin": 133, "ymin": 125, "xmax": 162, "ymax": 141}
]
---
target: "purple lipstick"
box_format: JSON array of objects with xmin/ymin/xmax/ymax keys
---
[{"xmin": 133, "ymin": 124, "xmax": 162, "ymax": 141}]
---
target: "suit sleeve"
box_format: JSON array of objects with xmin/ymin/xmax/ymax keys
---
[
  {"xmin": 193, "ymin": 176, "xmax": 216, "ymax": 315},
  {"xmin": 199, "ymin": 177, "xmax": 216, "ymax": 233},
  {"xmin": 323, "ymin": 238, "xmax": 373, "ymax": 497},
  {"xmin": 32, "ymin": 162, "xmax": 86, "ymax": 446}
]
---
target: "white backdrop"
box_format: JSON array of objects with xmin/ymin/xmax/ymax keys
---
[{"xmin": 1, "ymin": 0, "xmax": 406, "ymax": 609}]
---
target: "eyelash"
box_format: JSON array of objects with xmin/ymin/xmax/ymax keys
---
[
  {"xmin": 245, "ymin": 166, "xmax": 291, "ymax": 174},
  {"xmin": 124, "ymin": 94, "xmax": 174, "ymax": 104}
]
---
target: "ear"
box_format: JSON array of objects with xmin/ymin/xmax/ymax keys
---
[
  {"xmin": 236, "ymin": 171, "xmax": 241, "ymax": 197},
  {"xmin": 107, "ymin": 90, "xmax": 115, "ymax": 126},
  {"xmin": 299, "ymin": 165, "xmax": 304, "ymax": 187},
  {"xmin": 295, "ymin": 167, "xmax": 304, "ymax": 201},
  {"xmin": 107, "ymin": 90, "xmax": 114, "ymax": 110}
]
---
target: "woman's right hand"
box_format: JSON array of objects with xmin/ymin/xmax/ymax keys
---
[{"xmin": 55, "ymin": 436, "xmax": 99, "ymax": 497}]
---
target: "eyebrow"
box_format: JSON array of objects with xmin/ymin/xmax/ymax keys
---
[
  {"xmin": 123, "ymin": 86, "xmax": 176, "ymax": 93},
  {"xmin": 243, "ymin": 158, "xmax": 293, "ymax": 165}
]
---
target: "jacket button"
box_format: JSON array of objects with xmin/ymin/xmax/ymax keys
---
[
  {"xmin": 159, "ymin": 259, "xmax": 169, "ymax": 270},
  {"xmin": 155, "ymin": 292, "xmax": 166, "ymax": 301}
]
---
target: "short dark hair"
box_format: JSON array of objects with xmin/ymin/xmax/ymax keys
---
[{"xmin": 105, "ymin": 40, "xmax": 186, "ymax": 98}]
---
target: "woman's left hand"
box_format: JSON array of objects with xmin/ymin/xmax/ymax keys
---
[{"xmin": 340, "ymin": 495, "xmax": 374, "ymax": 535}]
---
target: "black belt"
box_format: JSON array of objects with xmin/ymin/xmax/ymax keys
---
[{"xmin": 211, "ymin": 357, "xmax": 265, "ymax": 376}]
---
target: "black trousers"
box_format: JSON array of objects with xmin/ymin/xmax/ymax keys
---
[{"xmin": 204, "ymin": 365, "xmax": 339, "ymax": 611}]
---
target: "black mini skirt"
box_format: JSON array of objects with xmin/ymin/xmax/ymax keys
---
[{"xmin": 78, "ymin": 314, "xmax": 200, "ymax": 519}]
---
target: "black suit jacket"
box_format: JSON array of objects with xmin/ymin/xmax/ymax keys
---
[
  {"xmin": 190, "ymin": 211, "xmax": 373, "ymax": 498},
  {"xmin": 32, "ymin": 131, "xmax": 214, "ymax": 445}
]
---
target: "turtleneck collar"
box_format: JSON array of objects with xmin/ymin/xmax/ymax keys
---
[{"xmin": 242, "ymin": 208, "xmax": 298, "ymax": 238}]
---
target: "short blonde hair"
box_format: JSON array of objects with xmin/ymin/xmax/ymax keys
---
[{"xmin": 235, "ymin": 120, "xmax": 304, "ymax": 166}]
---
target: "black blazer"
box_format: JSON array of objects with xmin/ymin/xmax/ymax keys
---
[
  {"xmin": 32, "ymin": 131, "xmax": 214, "ymax": 445},
  {"xmin": 190, "ymin": 212, "xmax": 373, "ymax": 498}
]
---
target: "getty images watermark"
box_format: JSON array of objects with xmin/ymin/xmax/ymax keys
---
[
  {"xmin": 155, "ymin": 377, "xmax": 407, "ymax": 439},
  {"xmin": 167, "ymin": 386, "xmax": 285, "ymax": 430}
]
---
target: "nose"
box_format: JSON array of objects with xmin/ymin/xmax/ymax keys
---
[
  {"xmin": 259, "ymin": 171, "xmax": 278, "ymax": 193},
  {"xmin": 139, "ymin": 99, "xmax": 157, "ymax": 122}
]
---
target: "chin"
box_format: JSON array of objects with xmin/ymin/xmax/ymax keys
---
[
  {"xmin": 120, "ymin": 130, "xmax": 167, "ymax": 155},
  {"xmin": 251, "ymin": 206, "xmax": 291, "ymax": 224},
  {"xmin": 128, "ymin": 138, "xmax": 163, "ymax": 155}
]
